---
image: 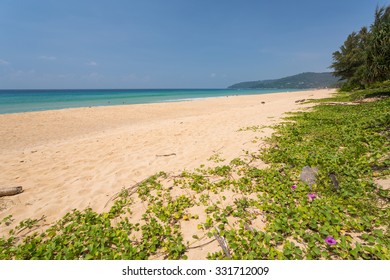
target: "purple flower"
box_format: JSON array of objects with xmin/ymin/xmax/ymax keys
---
[
  {"xmin": 307, "ymin": 193, "xmax": 316, "ymax": 200},
  {"xmin": 325, "ymin": 236, "xmax": 337, "ymax": 245},
  {"xmin": 291, "ymin": 185, "xmax": 297, "ymax": 190}
]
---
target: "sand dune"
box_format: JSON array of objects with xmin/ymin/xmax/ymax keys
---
[{"xmin": 0, "ymin": 89, "xmax": 334, "ymax": 237}]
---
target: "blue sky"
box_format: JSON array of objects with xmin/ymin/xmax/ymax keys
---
[{"xmin": 1, "ymin": 0, "xmax": 389, "ymax": 89}]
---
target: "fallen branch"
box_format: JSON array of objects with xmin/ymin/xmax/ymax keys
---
[
  {"xmin": 0, "ymin": 186, "xmax": 23, "ymax": 197},
  {"xmin": 244, "ymin": 223, "xmax": 255, "ymax": 232},
  {"xmin": 323, "ymin": 102, "xmax": 357, "ymax": 106},
  {"xmin": 214, "ymin": 226, "xmax": 231, "ymax": 258},
  {"xmin": 329, "ymin": 172, "xmax": 339, "ymax": 191},
  {"xmin": 156, "ymin": 153, "xmax": 176, "ymax": 157},
  {"xmin": 104, "ymin": 180, "xmax": 144, "ymax": 208},
  {"xmin": 188, "ymin": 238, "xmax": 216, "ymax": 250}
]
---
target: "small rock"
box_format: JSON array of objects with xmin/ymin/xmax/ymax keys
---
[{"xmin": 300, "ymin": 166, "xmax": 318, "ymax": 187}]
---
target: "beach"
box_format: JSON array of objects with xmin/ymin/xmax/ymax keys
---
[{"xmin": 0, "ymin": 89, "xmax": 334, "ymax": 239}]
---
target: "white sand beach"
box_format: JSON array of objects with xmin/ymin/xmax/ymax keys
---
[{"xmin": 0, "ymin": 89, "xmax": 334, "ymax": 240}]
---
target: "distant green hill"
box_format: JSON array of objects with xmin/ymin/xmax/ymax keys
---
[{"xmin": 228, "ymin": 72, "xmax": 339, "ymax": 89}]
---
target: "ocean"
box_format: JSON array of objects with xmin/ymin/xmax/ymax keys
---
[{"xmin": 0, "ymin": 88, "xmax": 298, "ymax": 114}]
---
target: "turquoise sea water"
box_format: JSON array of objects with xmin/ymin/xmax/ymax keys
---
[{"xmin": 0, "ymin": 88, "xmax": 299, "ymax": 114}]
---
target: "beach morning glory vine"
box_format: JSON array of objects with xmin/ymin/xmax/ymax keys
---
[{"xmin": 325, "ymin": 236, "xmax": 337, "ymax": 246}]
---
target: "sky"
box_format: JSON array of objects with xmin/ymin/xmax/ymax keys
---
[{"xmin": 0, "ymin": 0, "xmax": 389, "ymax": 89}]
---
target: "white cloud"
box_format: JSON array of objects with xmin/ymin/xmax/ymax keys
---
[
  {"xmin": 38, "ymin": 55, "xmax": 57, "ymax": 61},
  {"xmin": 0, "ymin": 59, "xmax": 10, "ymax": 65},
  {"xmin": 86, "ymin": 61, "xmax": 98, "ymax": 66},
  {"xmin": 210, "ymin": 73, "xmax": 216, "ymax": 78}
]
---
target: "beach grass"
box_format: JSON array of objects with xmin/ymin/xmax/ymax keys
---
[{"xmin": 0, "ymin": 87, "xmax": 389, "ymax": 260}]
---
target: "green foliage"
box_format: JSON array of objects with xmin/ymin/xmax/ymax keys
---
[
  {"xmin": 332, "ymin": 5, "xmax": 390, "ymax": 89},
  {"xmin": 228, "ymin": 72, "xmax": 338, "ymax": 89},
  {"xmin": 366, "ymin": 6, "xmax": 390, "ymax": 83},
  {"xmin": 210, "ymin": 88, "xmax": 389, "ymax": 259},
  {"xmin": 331, "ymin": 27, "xmax": 369, "ymax": 89},
  {"xmin": 0, "ymin": 173, "xmax": 187, "ymax": 260}
]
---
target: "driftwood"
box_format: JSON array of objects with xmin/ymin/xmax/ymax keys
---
[
  {"xmin": 0, "ymin": 186, "xmax": 23, "ymax": 197},
  {"xmin": 155, "ymin": 153, "xmax": 176, "ymax": 157},
  {"xmin": 295, "ymin": 98, "xmax": 316, "ymax": 103},
  {"xmin": 214, "ymin": 226, "xmax": 231, "ymax": 258},
  {"xmin": 329, "ymin": 172, "xmax": 339, "ymax": 191},
  {"xmin": 323, "ymin": 102, "xmax": 357, "ymax": 106}
]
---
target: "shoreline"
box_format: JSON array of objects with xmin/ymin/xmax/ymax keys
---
[
  {"xmin": 0, "ymin": 88, "xmax": 307, "ymax": 115},
  {"xmin": 0, "ymin": 89, "xmax": 335, "ymax": 237}
]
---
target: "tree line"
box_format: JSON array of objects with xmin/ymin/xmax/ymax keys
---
[{"xmin": 331, "ymin": 5, "xmax": 390, "ymax": 90}]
